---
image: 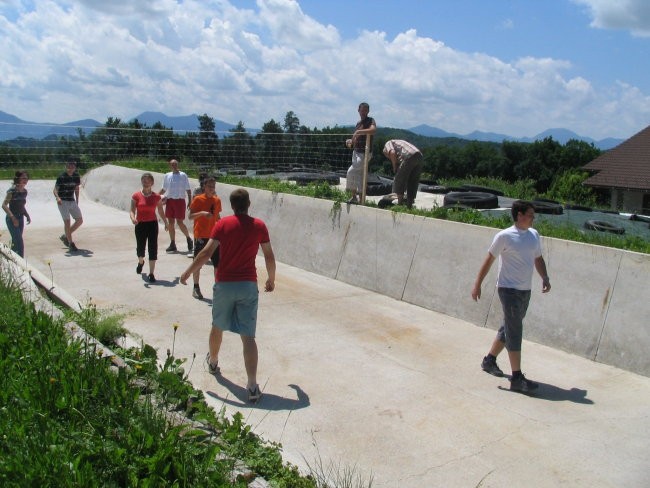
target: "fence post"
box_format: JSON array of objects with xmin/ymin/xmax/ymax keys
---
[{"xmin": 360, "ymin": 137, "xmax": 371, "ymax": 204}]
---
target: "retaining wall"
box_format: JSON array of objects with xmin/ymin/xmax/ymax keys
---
[{"xmin": 83, "ymin": 165, "xmax": 650, "ymax": 377}]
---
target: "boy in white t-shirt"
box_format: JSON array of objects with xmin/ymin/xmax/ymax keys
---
[{"xmin": 471, "ymin": 200, "xmax": 551, "ymax": 393}]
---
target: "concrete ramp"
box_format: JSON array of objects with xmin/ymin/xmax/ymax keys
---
[{"xmin": 3, "ymin": 167, "xmax": 649, "ymax": 487}]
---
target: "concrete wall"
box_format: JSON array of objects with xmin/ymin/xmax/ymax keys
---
[{"xmin": 83, "ymin": 165, "xmax": 650, "ymax": 377}]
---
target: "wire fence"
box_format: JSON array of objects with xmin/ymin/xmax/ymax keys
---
[{"xmin": 0, "ymin": 122, "xmax": 388, "ymax": 179}]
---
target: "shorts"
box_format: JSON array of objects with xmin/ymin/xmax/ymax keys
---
[
  {"xmin": 211, "ymin": 281, "xmax": 259, "ymax": 337},
  {"xmin": 496, "ymin": 287, "xmax": 531, "ymax": 352},
  {"xmin": 58, "ymin": 200, "xmax": 82, "ymax": 220},
  {"xmin": 164, "ymin": 198, "xmax": 186, "ymax": 220},
  {"xmin": 194, "ymin": 238, "xmax": 219, "ymax": 267}
]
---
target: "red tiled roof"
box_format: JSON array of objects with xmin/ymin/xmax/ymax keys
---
[{"xmin": 583, "ymin": 125, "xmax": 650, "ymax": 190}]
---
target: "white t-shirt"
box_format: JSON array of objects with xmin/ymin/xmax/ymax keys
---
[
  {"xmin": 162, "ymin": 171, "xmax": 191, "ymax": 199},
  {"xmin": 488, "ymin": 225, "xmax": 542, "ymax": 290}
]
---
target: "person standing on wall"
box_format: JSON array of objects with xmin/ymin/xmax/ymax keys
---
[
  {"xmin": 345, "ymin": 102, "xmax": 376, "ymax": 204},
  {"xmin": 471, "ymin": 200, "xmax": 551, "ymax": 393},
  {"xmin": 188, "ymin": 177, "xmax": 222, "ymax": 300},
  {"xmin": 3, "ymin": 170, "xmax": 31, "ymax": 257},
  {"xmin": 180, "ymin": 188, "xmax": 276, "ymax": 403},
  {"xmin": 53, "ymin": 160, "xmax": 83, "ymax": 252},
  {"xmin": 383, "ymin": 139, "xmax": 423, "ymax": 208},
  {"xmin": 159, "ymin": 158, "xmax": 193, "ymax": 253}
]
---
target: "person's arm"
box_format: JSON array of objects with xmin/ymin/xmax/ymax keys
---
[
  {"xmin": 180, "ymin": 239, "xmax": 218, "ymax": 284},
  {"xmin": 471, "ymin": 253, "xmax": 496, "ymax": 301},
  {"xmin": 352, "ymin": 119, "xmax": 377, "ymax": 144},
  {"xmin": 74, "ymin": 184, "xmax": 80, "ymax": 204},
  {"xmin": 53, "ymin": 181, "xmax": 62, "ymax": 205},
  {"xmin": 129, "ymin": 198, "xmax": 138, "ymax": 225},
  {"xmin": 24, "ymin": 207, "xmax": 31, "ymax": 225},
  {"xmin": 260, "ymin": 241, "xmax": 276, "ymax": 292},
  {"xmin": 186, "ymin": 189, "xmax": 192, "ymax": 208},
  {"xmin": 535, "ymin": 256, "xmax": 551, "ymax": 293},
  {"xmin": 156, "ymin": 200, "xmax": 169, "ymax": 230},
  {"xmin": 2, "ymin": 192, "xmax": 18, "ymax": 227},
  {"xmin": 385, "ymin": 148, "xmax": 399, "ymax": 173}
]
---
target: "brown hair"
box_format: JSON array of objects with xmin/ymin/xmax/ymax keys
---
[
  {"xmin": 13, "ymin": 170, "xmax": 28, "ymax": 184},
  {"xmin": 230, "ymin": 188, "xmax": 250, "ymax": 214}
]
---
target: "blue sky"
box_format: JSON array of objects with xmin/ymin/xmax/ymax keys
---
[{"xmin": 1, "ymin": 0, "xmax": 649, "ymax": 139}]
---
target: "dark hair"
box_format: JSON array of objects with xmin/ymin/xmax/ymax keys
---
[
  {"xmin": 13, "ymin": 170, "xmax": 28, "ymax": 184},
  {"xmin": 203, "ymin": 177, "xmax": 216, "ymax": 186},
  {"xmin": 511, "ymin": 200, "xmax": 535, "ymax": 221},
  {"xmin": 230, "ymin": 188, "xmax": 250, "ymax": 214},
  {"xmin": 358, "ymin": 102, "xmax": 370, "ymax": 111}
]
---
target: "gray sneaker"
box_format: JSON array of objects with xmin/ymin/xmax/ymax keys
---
[
  {"xmin": 248, "ymin": 384, "xmax": 262, "ymax": 403},
  {"xmin": 192, "ymin": 286, "xmax": 203, "ymax": 300},
  {"xmin": 510, "ymin": 373, "xmax": 539, "ymax": 393},
  {"xmin": 205, "ymin": 353, "xmax": 220, "ymax": 375},
  {"xmin": 68, "ymin": 242, "xmax": 78, "ymax": 252},
  {"xmin": 481, "ymin": 356, "xmax": 504, "ymax": 377},
  {"xmin": 60, "ymin": 235, "xmax": 69, "ymax": 246}
]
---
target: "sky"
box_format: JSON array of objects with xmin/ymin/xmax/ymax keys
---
[{"xmin": 1, "ymin": 0, "xmax": 649, "ymax": 140}]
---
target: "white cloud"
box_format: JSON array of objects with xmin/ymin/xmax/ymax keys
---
[
  {"xmin": 573, "ymin": 0, "xmax": 650, "ymax": 37},
  {"xmin": 0, "ymin": 0, "xmax": 648, "ymax": 139}
]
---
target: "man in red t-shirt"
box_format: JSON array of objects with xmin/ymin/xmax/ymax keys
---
[
  {"xmin": 181, "ymin": 188, "xmax": 276, "ymax": 402},
  {"xmin": 188, "ymin": 177, "xmax": 222, "ymax": 300}
]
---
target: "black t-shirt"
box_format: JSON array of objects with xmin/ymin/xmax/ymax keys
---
[
  {"xmin": 55, "ymin": 172, "xmax": 81, "ymax": 201},
  {"xmin": 354, "ymin": 117, "xmax": 375, "ymax": 151}
]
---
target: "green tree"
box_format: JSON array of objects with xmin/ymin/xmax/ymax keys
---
[{"xmin": 546, "ymin": 169, "xmax": 597, "ymax": 206}]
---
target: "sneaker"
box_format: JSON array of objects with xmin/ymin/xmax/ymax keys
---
[
  {"xmin": 248, "ymin": 385, "xmax": 262, "ymax": 403},
  {"xmin": 205, "ymin": 353, "xmax": 220, "ymax": 375},
  {"xmin": 59, "ymin": 235, "xmax": 69, "ymax": 246},
  {"xmin": 192, "ymin": 286, "xmax": 203, "ymax": 300},
  {"xmin": 186, "ymin": 237, "xmax": 194, "ymax": 252},
  {"xmin": 148, "ymin": 273, "xmax": 156, "ymax": 283},
  {"xmin": 510, "ymin": 373, "xmax": 539, "ymax": 393},
  {"xmin": 481, "ymin": 356, "xmax": 504, "ymax": 377},
  {"xmin": 136, "ymin": 262, "xmax": 144, "ymax": 274},
  {"xmin": 166, "ymin": 241, "xmax": 177, "ymax": 252},
  {"xmin": 68, "ymin": 242, "xmax": 78, "ymax": 252}
]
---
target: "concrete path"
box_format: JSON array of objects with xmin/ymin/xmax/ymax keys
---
[{"xmin": 3, "ymin": 180, "xmax": 649, "ymax": 488}]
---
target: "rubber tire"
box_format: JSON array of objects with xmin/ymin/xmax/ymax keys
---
[
  {"xmin": 564, "ymin": 204, "xmax": 593, "ymax": 212},
  {"xmin": 459, "ymin": 184, "xmax": 504, "ymax": 196},
  {"xmin": 290, "ymin": 173, "xmax": 340, "ymax": 186},
  {"xmin": 584, "ymin": 220, "xmax": 625, "ymax": 235},
  {"xmin": 366, "ymin": 182, "xmax": 393, "ymax": 196},
  {"xmin": 443, "ymin": 191, "xmax": 499, "ymax": 209},
  {"xmin": 532, "ymin": 200, "xmax": 564, "ymax": 215},
  {"xmin": 420, "ymin": 185, "xmax": 449, "ymax": 194}
]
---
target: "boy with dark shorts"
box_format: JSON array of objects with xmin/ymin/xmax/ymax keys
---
[
  {"xmin": 180, "ymin": 189, "xmax": 276, "ymax": 402},
  {"xmin": 53, "ymin": 161, "xmax": 83, "ymax": 252},
  {"xmin": 471, "ymin": 200, "xmax": 551, "ymax": 393},
  {"xmin": 188, "ymin": 177, "xmax": 222, "ymax": 299}
]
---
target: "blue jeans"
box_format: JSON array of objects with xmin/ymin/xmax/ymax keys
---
[{"xmin": 5, "ymin": 214, "xmax": 25, "ymax": 257}]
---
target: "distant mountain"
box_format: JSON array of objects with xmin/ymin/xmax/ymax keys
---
[
  {"xmin": 130, "ymin": 111, "xmax": 239, "ymax": 134},
  {"xmin": 408, "ymin": 124, "xmax": 623, "ymax": 150},
  {"xmin": 0, "ymin": 110, "xmax": 102, "ymax": 140},
  {"xmin": 0, "ymin": 110, "xmax": 625, "ymax": 149}
]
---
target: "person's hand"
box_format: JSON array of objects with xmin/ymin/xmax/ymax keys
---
[
  {"xmin": 180, "ymin": 271, "xmax": 190, "ymax": 285},
  {"xmin": 26, "ymin": 216, "xmax": 31, "ymax": 225},
  {"xmin": 10, "ymin": 216, "xmax": 18, "ymax": 227},
  {"xmin": 542, "ymin": 277, "xmax": 551, "ymax": 293},
  {"xmin": 264, "ymin": 279, "xmax": 275, "ymax": 292},
  {"xmin": 164, "ymin": 221, "xmax": 169, "ymax": 231},
  {"xmin": 471, "ymin": 284, "xmax": 481, "ymax": 301},
  {"xmin": 131, "ymin": 217, "xmax": 138, "ymax": 225},
  {"xmin": 56, "ymin": 198, "xmax": 62, "ymax": 205}
]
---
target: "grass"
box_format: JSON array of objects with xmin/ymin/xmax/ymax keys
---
[
  {"xmin": 214, "ymin": 174, "xmax": 650, "ymax": 255},
  {"xmin": 0, "ymin": 265, "xmax": 372, "ymax": 487}
]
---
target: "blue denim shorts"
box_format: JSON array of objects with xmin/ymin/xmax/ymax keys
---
[
  {"xmin": 211, "ymin": 281, "xmax": 259, "ymax": 337},
  {"xmin": 496, "ymin": 287, "xmax": 531, "ymax": 352}
]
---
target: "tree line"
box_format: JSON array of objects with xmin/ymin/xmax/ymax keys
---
[{"xmin": 0, "ymin": 111, "xmax": 602, "ymax": 197}]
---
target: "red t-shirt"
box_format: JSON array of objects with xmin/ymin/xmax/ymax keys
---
[
  {"xmin": 210, "ymin": 214, "xmax": 270, "ymax": 282},
  {"xmin": 131, "ymin": 191, "xmax": 161, "ymax": 222},
  {"xmin": 190, "ymin": 193, "xmax": 222, "ymax": 238}
]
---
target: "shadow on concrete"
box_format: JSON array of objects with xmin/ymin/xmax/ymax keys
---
[
  {"xmin": 65, "ymin": 248, "xmax": 94, "ymax": 258},
  {"xmin": 142, "ymin": 276, "xmax": 180, "ymax": 288},
  {"xmin": 207, "ymin": 374, "xmax": 310, "ymax": 411},
  {"xmin": 498, "ymin": 382, "xmax": 594, "ymax": 404}
]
